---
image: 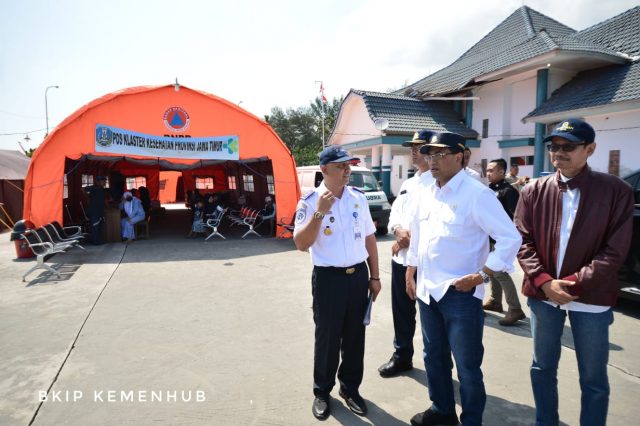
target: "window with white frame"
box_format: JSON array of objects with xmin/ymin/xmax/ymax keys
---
[
  {"xmin": 242, "ymin": 174, "xmax": 254, "ymax": 192},
  {"xmin": 266, "ymin": 174, "xmax": 275, "ymax": 194},
  {"xmin": 228, "ymin": 175, "xmax": 237, "ymax": 190},
  {"xmin": 125, "ymin": 176, "xmax": 146, "ymax": 190},
  {"xmin": 195, "ymin": 177, "xmax": 214, "ymax": 190},
  {"xmin": 81, "ymin": 174, "xmax": 94, "ymax": 187}
]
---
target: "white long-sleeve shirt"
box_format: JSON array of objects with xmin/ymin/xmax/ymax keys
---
[
  {"xmin": 388, "ymin": 170, "xmax": 435, "ymax": 265},
  {"xmin": 407, "ymin": 169, "xmax": 522, "ymax": 304},
  {"xmin": 544, "ymin": 173, "xmax": 609, "ymax": 313}
]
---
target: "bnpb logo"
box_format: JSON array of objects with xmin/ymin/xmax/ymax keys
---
[{"xmin": 163, "ymin": 107, "xmax": 190, "ymax": 132}]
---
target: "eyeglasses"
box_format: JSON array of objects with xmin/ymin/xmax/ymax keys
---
[
  {"xmin": 424, "ymin": 152, "xmax": 454, "ymax": 162},
  {"xmin": 546, "ymin": 142, "xmax": 588, "ymax": 152}
]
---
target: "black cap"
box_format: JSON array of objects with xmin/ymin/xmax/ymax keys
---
[
  {"xmin": 419, "ymin": 132, "xmax": 466, "ymax": 155},
  {"xmin": 543, "ymin": 118, "xmax": 595, "ymax": 144},
  {"xmin": 96, "ymin": 176, "xmax": 107, "ymax": 182},
  {"xmin": 402, "ymin": 129, "xmax": 435, "ymax": 147},
  {"xmin": 319, "ymin": 146, "xmax": 360, "ymax": 166}
]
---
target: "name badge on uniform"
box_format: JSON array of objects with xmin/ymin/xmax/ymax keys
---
[{"xmin": 353, "ymin": 211, "xmax": 361, "ymax": 240}]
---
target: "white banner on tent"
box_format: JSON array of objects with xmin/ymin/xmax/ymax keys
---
[{"xmin": 94, "ymin": 124, "xmax": 239, "ymax": 160}]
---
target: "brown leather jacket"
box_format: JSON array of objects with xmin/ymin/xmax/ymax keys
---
[{"xmin": 515, "ymin": 166, "xmax": 634, "ymax": 306}]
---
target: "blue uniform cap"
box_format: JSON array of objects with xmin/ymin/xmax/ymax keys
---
[
  {"xmin": 543, "ymin": 118, "xmax": 595, "ymax": 144},
  {"xmin": 319, "ymin": 145, "xmax": 360, "ymax": 165}
]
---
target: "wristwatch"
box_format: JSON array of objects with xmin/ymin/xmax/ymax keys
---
[
  {"xmin": 478, "ymin": 270, "xmax": 491, "ymax": 284},
  {"xmin": 313, "ymin": 211, "xmax": 325, "ymax": 220}
]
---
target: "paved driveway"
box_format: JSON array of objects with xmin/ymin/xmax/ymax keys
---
[{"xmin": 1, "ymin": 232, "xmax": 639, "ymax": 425}]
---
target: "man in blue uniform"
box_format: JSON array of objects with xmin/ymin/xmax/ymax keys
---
[{"xmin": 294, "ymin": 145, "xmax": 381, "ymax": 421}]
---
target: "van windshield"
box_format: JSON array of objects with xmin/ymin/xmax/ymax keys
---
[{"xmin": 349, "ymin": 171, "xmax": 381, "ymax": 192}]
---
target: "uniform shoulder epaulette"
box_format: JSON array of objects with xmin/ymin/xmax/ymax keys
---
[
  {"xmin": 301, "ymin": 190, "xmax": 316, "ymax": 200},
  {"xmin": 350, "ymin": 186, "xmax": 365, "ymax": 194}
]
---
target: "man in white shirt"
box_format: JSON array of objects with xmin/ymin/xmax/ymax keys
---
[
  {"xmin": 294, "ymin": 146, "xmax": 381, "ymax": 421},
  {"xmin": 406, "ymin": 132, "xmax": 521, "ymax": 426},
  {"xmin": 463, "ymin": 147, "xmax": 482, "ymax": 182},
  {"xmin": 378, "ymin": 130, "xmax": 435, "ymax": 378}
]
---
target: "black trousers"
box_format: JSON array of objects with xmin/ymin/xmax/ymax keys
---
[
  {"xmin": 89, "ymin": 215, "xmax": 104, "ymax": 245},
  {"xmin": 312, "ymin": 262, "xmax": 369, "ymax": 398},
  {"xmin": 391, "ymin": 260, "xmax": 417, "ymax": 362}
]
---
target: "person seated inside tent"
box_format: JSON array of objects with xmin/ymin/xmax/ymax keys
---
[
  {"xmin": 260, "ymin": 195, "xmax": 276, "ymax": 236},
  {"xmin": 187, "ymin": 199, "xmax": 206, "ymax": 238},
  {"xmin": 204, "ymin": 194, "xmax": 222, "ymax": 220},
  {"xmin": 120, "ymin": 190, "xmax": 146, "ymax": 242}
]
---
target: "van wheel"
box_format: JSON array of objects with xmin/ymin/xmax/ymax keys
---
[{"xmin": 376, "ymin": 226, "xmax": 388, "ymax": 236}]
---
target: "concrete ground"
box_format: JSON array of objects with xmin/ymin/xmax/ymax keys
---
[{"xmin": 1, "ymin": 217, "xmax": 639, "ymax": 425}]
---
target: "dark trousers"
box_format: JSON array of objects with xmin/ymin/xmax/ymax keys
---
[
  {"xmin": 312, "ymin": 262, "xmax": 369, "ymax": 398},
  {"xmin": 89, "ymin": 215, "xmax": 104, "ymax": 245},
  {"xmin": 419, "ymin": 288, "xmax": 486, "ymax": 425},
  {"xmin": 391, "ymin": 260, "xmax": 417, "ymax": 362}
]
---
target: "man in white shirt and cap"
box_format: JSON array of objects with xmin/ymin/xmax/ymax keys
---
[
  {"xmin": 378, "ymin": 129, "xmax": 435, "ymax": 378},
  {"xmin": 294, "ymin": 145, "xmax": 381, "ymax": 421},
  {"xmin": 406, "ymin": 132, "xmax": 521, "ymax": 426}
]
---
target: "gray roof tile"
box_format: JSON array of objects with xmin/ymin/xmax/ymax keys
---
[
  {"xmin": 399, "ymin": 6, "xmax": 628, "ymax": 96},
  {"xmin": 572, "ymin": 6, "xmax": 640, "ymax": 58},
  {"xmin": 525, "ymin": 61, "xmax": 640, "ymax": 118},
  {"xmin": 350, "ymin": 89, "xmax": 478, "ymax": 139}
]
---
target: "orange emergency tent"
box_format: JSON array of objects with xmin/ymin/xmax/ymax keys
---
[{"xmin": 24, "ymin": 85, "xmax": 300, "ymax": 236}]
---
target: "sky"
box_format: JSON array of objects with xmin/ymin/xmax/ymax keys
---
[{"xmin": 1, "ymin": 0, "xmax": 637, "ymax": 151}]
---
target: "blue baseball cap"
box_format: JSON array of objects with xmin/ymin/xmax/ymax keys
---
[
  {"xmin": 543, "ymin": 118, "xmax": 595, "ymax": 144},
  {"xmin": 419, "ymin": 132, "xmax": 466, "ymax": 154},
  {"xmin": 402, "ymin": 129, "xmax": 436, "ymax": 147},
  {"xmin": 319, "ymin": 146, "xmax": 360, "ymax": 165}
]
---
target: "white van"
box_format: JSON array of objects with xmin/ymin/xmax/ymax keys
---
[{"xmin": 296, "ymin": 165, "xmax": 392, "ymax": 235}]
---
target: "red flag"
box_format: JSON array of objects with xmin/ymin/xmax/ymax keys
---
[{"xmin": 319, "ymin": 82, "xmax": 327, "ymax": 104}]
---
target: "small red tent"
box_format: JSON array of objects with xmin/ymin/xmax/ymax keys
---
[{"xmin": 23, "ymin": 85, "xmax": 299, "ymax": 235}]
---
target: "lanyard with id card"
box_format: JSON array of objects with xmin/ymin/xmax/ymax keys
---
[{"xmin": 353, "ymin": 210, "xmax": 361, "ymax": 240}]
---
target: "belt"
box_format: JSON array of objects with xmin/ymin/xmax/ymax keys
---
[{"xmin": 315, "ymin": 262, "xmax": 366, "ymax": 274}]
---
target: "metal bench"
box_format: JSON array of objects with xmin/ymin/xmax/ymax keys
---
[{"xmin": 20, "ymin": 230, "xmax": 65, "ymax": 282}]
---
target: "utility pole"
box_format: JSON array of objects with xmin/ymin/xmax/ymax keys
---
[{"xmin": 45, "ymin": 85, "xmax": 59, "ymax": 137}]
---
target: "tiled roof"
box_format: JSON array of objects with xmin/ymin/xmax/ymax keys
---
[
  {"xmin": 525, "ymin": 61, "xmax": 640, "ymax": 119},
  {"xmin": 399, "ymin": 6, "xmax": 627, "ymax": 96},
  {"xmin": 571, "ymin": 6, "xmax": 640, "ymax": 58},
  {"xmin": 351, "ymin": 89, "xmax": 478, "ymax": 139},
  {"xmin": 526, "ymin": 7, "xmax": 640, "ymax": 119}
]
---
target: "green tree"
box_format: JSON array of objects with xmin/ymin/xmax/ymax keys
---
[{"xmin": 266, "ymin": 96, "xmax": 343, "ymax": 166}]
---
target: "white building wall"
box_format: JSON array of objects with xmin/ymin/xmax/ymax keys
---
[
  {"xmin": 472, "ymin": 70, "xmax": 539, "ymax": 177},
  {"xmin": 330, "ymin": 94, "xmax": 381, "ymax": 146},
  {"xmin": 585, "ymin": 111, "xmax": 640, "ymax": 176},
  {"xmin": 391, "ymin": 154, "xmax": 412, "ymax": 195}
]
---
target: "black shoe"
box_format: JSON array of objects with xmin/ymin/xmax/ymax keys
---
[
  {"xmin": 338, "ymin": 389, "xmax": 367, "ymax": 416},
  {"xmin": 410, "ymin": 408, "xmax": 459, "ymax": 426},
  {"xmin": 312, "ymin": 396, "xmax": 330, "ymax": 420},
  {"xmin": 378, "ymin": 357, "xmax": 413, "ymax": 378}
]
